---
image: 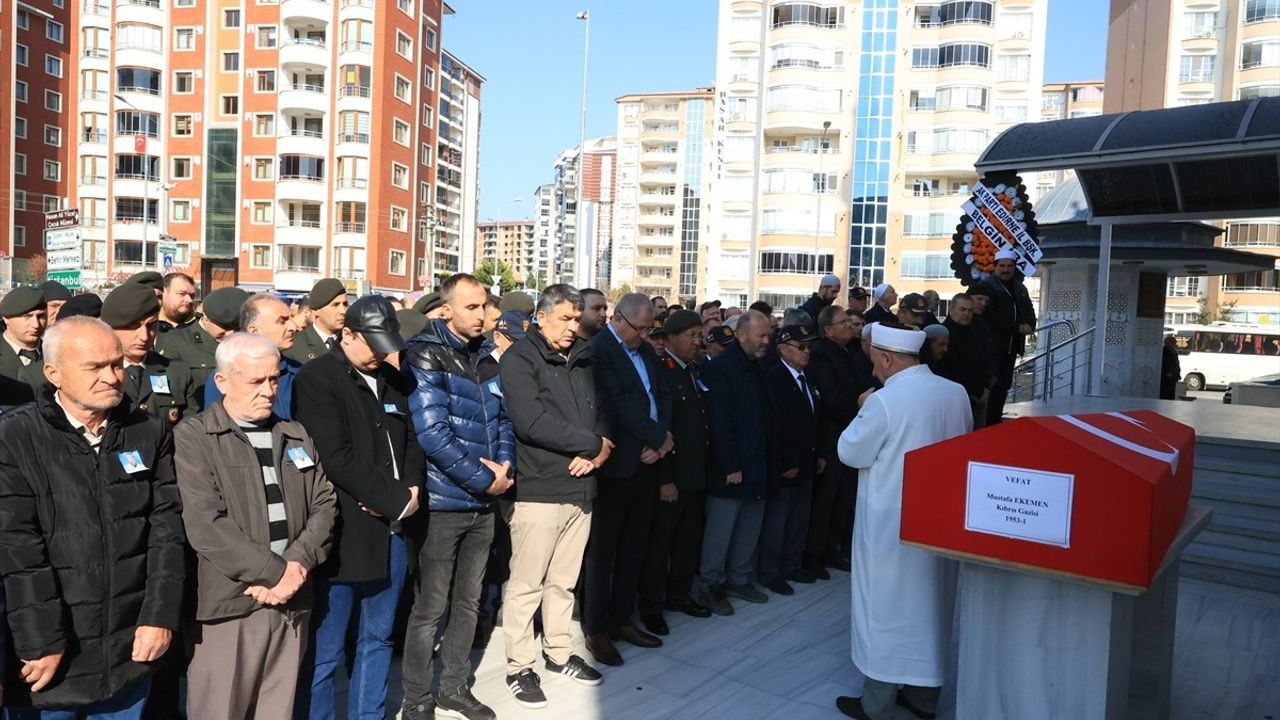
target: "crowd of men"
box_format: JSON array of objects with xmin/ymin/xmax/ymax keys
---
[{"xmin": 0, "ymin": 250, "xmax": 1036, "ymax": 720}]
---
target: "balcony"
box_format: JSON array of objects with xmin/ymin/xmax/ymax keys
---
[
  {"xmin": 81, "ymin": 89, "xmax": 110, "ymax": 102},
  {"xmin": 83, "ymin": 47, "xmax": 110, "ymax": 60},
  {"xmin": 279, "ymin": 83, "xmax": 329, "ymax": 113},
  {"xmin": 278, "ymin": 128, "xmax": 326, "ymax": 156},
  {"xmin": 83, "ymin": 1, "xmax": 111, "ymax": 16},
  {"xmin": 82, "ymin": 129, "xmax": 108, "ymax": 145},
  {"xmin": 729, "ymin": 38, "xmax": 760, "ymax": 55},
  {"xmin": 281, "ymin": 0, "xmax": 331, "ymax": 24},
  {"xmin": 338, "ymin": 40, "xmax": 373, "ymax": 63},
  {"xmin": 276, "ymin": 174, "xmax": 327, "ymax": 203},
  {"xmin": 115, "ymin": 0, "xmax": 163, "ymax": 25},
  {"xmin": 334, "ymin": 221, "xmax": 367, "ymax": 239},
  {"xmin": 275, "ymin": 220, "xmax": 325, "ymax": 246},
  {"xmin": 763, "ymin": 108, "xmax": 842, "ymax": 134},
  {"xmin": 641, "ymin": 105, "xmax": 680, "ymax": 121},
  {"xmin": 79, "ymin": 174, "xmax": 108, "ymax": 187},
  {"xmin": 280, "ymin": 37, "xmax": 329, "ymax": 68}
]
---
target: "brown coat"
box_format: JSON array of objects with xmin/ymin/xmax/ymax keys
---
[{"xmin": 174, "ymin": 401, "xmax": 337, "ymax": 622}]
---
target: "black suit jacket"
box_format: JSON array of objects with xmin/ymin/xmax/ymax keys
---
[
  {"xmin": 293, "ymin": 348, "xmax": 424, "ymax": 583},
  {"xmin": 590, "ymin": 328, "xmax": 672, "ymax": 480},
  {"xmin": 765, "ymin": 361, "xmax": 826, "ymax": 489}
]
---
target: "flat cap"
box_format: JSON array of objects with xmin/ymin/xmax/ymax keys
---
[
  {"xmin": 776, "ymin": 324, "xmax": 819, "ymax": 345},
  {"xmin": 40, "ymin": 280, "xmax": 73, "ymax": 303},
  {"xmin": 57, "ymin": 293, "xmax": 103, "ymax": 320},
  {"xmin": 899, "ymin": 293, "xmax": 928, "ymax": 314},
  {"xmin": 124, "ymin": 271, "xmax": 164, "ymax": 291},
  {"xmin": 396, "ymin": 308, "xmax": 429, "ymax": 340},
  {"xmin": 849, "ymin": 286, "xmax": 870, "ymax": 299},
  {"xmin": 498, "ymin": 292, "xmax": 535, "ymax": 315},
  {"xmin": 0, "ymin": 287, "xmax": 46, "ymax": 317},
  {"xmin": 102, "ymin": 283, "xmax": 160, "ymax": 329},
  {"xmin": 346, "ymin": 295, "xmax": 406, "ymax": 355},
  {"xmin": 412, "ymin": 292, "xmax": 444, "ymax": 315},
  {"xmin": 203, "ymin": 287, "xmax": 250, "ymax": 328},
  {"xmin": 662, "ymin": 309, "xmax": 700, "ymax": 337},
  {"xmin": 705, "ymin": 324, "xmax": 736, "ymax": 346},
  {"xmin": 308, "ymin": 278, "xmax": 346, "ymax": 309}
]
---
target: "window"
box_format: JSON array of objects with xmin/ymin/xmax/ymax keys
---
[
  {"xmin": 906, "ymin": 128, "xmax": 989, "ymax": 154},
  {"xmin": 900, "ymin": 253, "xmax": 954, "ymax": 279},
  {"xmin": 16, "ymin": 44, "xmax": 28, "ymax": 67},
  {"xmin": 390, "ymin": 206, "xmax": 408, "ymax": 232},
  {"xmin": 770, "ymin": 42, "xmax": 844, "ymax": 70},
  {"xmin": 256, "ymin": 26, "xmax": 277, "ymax": 48},
  {"xmin": 46, "ymin": 55, "xmax": 64, "ymax": 78},
  {"xmin": 396, "ymin": 31, "xmax": 413, "ymax": 59},
  {"xmin": 764, "ymin": 85, "xmax": 841, "ymax": 112},
  {"xmin": 47, "ymin": 20, "xmax": 65, "ymax": 43},
  {"xmin": 391, "ymin": 162, "xmax": 409, "ymax": 189},
  {"xmin": 116, "ymin": 22, "xmax": 161, "ymax": 51},
  {"xmin": 114, "ymin": 197, "xmax": 159, "ymax": 223},
  {"xmin": 757, "ymin": 250, "xmax": 835, "ymax": 275},
  {"xmin": 1184, "ymin": 11, "xmax": 1217, "ymax": 38},
  {"xmin": 117, "ymin": 67, "xmax": 161, "ymax": 94},
  {"xmin": 394, "ymin": 119, "xmax": 411, "ymax": 146},
  {"xmin": 1244, "ymin": 0, "xmax": 1280, "ymax": 24},
  {"xmin": 44, "ymin": 90, "xmax": 62, "ymax": 112},
  {"xmin": 389, "ymin": 249, "xmax": 407, "ymax": 276},
  {"xmin": 41, "ymin": 195, "xmax": 60, "ymax": 213},
  {"xmin": 1240, "ymin": 85, "xmax": 1280, "ymax": 100},
  {"xmin": 223, "ymin": 8, "xmax": 241, "ymax": 28},
  {"xmin": 1001, "ymin": 11, "xmax": 1033, "ymax": 39},
  {"xmin": 912, "ymin": 43, "xmax": 991, "ymax": 69},
  {"xmin": 280, "ymin": 155, "xmax": 324, "ymax": 180},
  {"xmin": 171, "ymin": 200, "xmax": 192, "ymax": 222},
  {"xmin": 994, "ymin": 102, "xmax": 1028, "ymax": 123},
  {"xmin": 254, "ymin": 114, "xmax": 275, "ymax": 137},
  {"xmin": 277, "ymin": 245, "xmax": 320, "ymax": 273},
  {"xmin": 173, "ymin": 115, "xmax": 194, "ymax": 137},
  {"xmin": 15, "ymin": 117, "xmax": 27, "ymax": 139},
  {"xmin": 13, "ymin": 227, "xmax": 25, "ymax": 247},
  {"xmin": 174, "ymin": 28, "xmax": 195, "ymax": 50},
  {"xmin": 13, "ymin": 191, "xmax": 26, "ymax": 211},
  {"xmin": 14, "ymin": 154, "xmax": 26, "ymax": 176},
  {"xmin": 421, "ymin": 143, "xmax": 433, "ymax": 166},
  {"xmin": 423, "ymin": 66, "xmax": 435, "ymax": 89},
  {"xmin": 43, "ymin": 160, "xmax": 61, "ymax": 181},
  {"xmin": 419, "ymin": 181, "xmax": 431, "ymax": 203},
  {"xmin": 1240, "ymin": 40, "xmax": 1279, "ymax": 69},
  {"xmin": 424, "ymin": 28, "xmax": 437, "ymax": 51},
  {"xmin": 397, "ymin": 0, "xmax": 414, "ymax": 15},
  {"xmin": 16, "ymin": 9, "xmax": 28, "ymax": 30},
  {"xmin": 395, "ymin": 74, "xmax": 412, "ymax": 103},
  {"xmin": 423, "ymin": 105, "xmax": 434, "ymax": 127},
  {"xmin": 15, "ymin": 82, "xmax": 27, "ymax": 104},
  {"xmin": 996, "ymin": 54, "xmax": 1031, "ymax": 81},
  {"xmin": 174, "ymin": 71, "xmax": 195, "ymax": 94},
  {"xmin": 115, "ymin": 154, "xmax": 159, "ymax": 181},
  {"xmin": 1179, "ymin": 55, "xmax": 1215, "ymax": 82},
  {"xmin": 256, "ymin": 70, "xmax": 276, "ymax": 93},
  {"xmin": 172, "ymin": 157, "xmax": 193, "ymax": 180},
  {"xmin": 117, "ymin": 110, "xmax": 160, "ymax": 137},
  {"xmin": 221, "ymin": 95, "xmax": 239, "ymax": 116},
  {"xmin": 761, "ymin": 208, "xmax": 835, "ymax": 235},
  {"xmin": 44, "ymin": 125, "xmax": 63, "ymax": 147},
  {"xmin": 935, "ymin": 85, "xmax": 988, "ymax": 111},
  {"xmin": 223, "ymin": 52, "xmax": 240, "ymax": 73},
  {"xmin": 1225, "ymin": 222, "xmax": 1280, "ymax": 248},
  {"xmin": 250, "ymin": 245, "xmax": 272, "ymax": 269},
  {"xmin": 771, "ymin": 3, "xmax": 844, "ymax": 28},
  {"xmin": 253, "ymin": 157, "xmax": 275, "ymax": 180},
  {"xmin": 252, "ymin": 202, "xmax": 273, "ymax": 224},
  {"xmin": 175, "ymin": 0, "xmax": 195, "ymax": 6}
]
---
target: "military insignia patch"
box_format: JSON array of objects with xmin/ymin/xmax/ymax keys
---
[
  {"xmin": 167, "ymin": 408, "xmax": 181, "ymax": 424},
  {"xmin": 308, "ymin": 353, "xmax": 317, "ymax": 360}
]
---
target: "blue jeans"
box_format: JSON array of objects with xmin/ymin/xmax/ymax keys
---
[
  {"xmin": 295, "ymin": 533, "xmax": 409, "ymax": 720},
  {"xmin": 5, "ymin": 678, "xmax": 150, "ymax": 720}
]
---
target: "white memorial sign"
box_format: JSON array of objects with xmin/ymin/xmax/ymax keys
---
[{"xmin": 964, "ymin": 461, "xmax": 1074, "ymax": 548}]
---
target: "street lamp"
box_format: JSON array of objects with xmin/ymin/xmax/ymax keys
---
[
  {"xmin": 814, "ymin": 119, "xmax": 832, "ymax": 290},
  {"xmin": 115, "ymin": 93, "xmax": 157, "ymax": 270},
  {"xmin": 576, "ymin": 9, "xmax": 589, "ymax": 287}
]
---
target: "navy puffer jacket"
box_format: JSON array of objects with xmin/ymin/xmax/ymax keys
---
[{"xmin": 404, "ymin": 320, "xmax": 516, "ymax": 511}]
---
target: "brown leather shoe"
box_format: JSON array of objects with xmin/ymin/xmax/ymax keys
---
[
  {"xmin": 835, "ymin": 696, "xmax": 872, "ymax": 720},
  {"xmin": 585, "ymin": 632, "xmax": 623, "ymax": 667},
  {"xmin": 609, "ymin": 622, "xmax": 663, "ymax": 648}
]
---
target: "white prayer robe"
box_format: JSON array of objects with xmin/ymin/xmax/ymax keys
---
[{"xmin": 838, "ymin": 364, "xmax": 973, "ymax": 686}]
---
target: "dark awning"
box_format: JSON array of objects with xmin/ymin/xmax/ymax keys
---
[{"xmin": 976, "ymin": 97, "xmax": 1280, "ymax": 222}]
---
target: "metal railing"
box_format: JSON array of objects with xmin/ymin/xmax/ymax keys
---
[{"xmin": 1009, "ymin": 322, "xmax": 1096, "ymax": 404}]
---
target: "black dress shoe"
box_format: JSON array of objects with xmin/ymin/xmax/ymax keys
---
[
  {"xmin": 672, "ymin": 598, "xmax": 712, "ymax": 618},
  {"xmin": 788, "ymin": 568, "xmax": 817, "ymax": 584},
  {"xmin": 896, "ymin": 689, "xmax": 938, "ymax": 719},
  {"xmin": 836, "ymin": 696, "xmax": 872, "ymax": 720},
  {"xmin": 640, "ymin": 613, "xmax": 670, "ymax": 637},
  {"xmin": 806, "ymin": 564, "xmax": 831, "ymax": 581},
  {"xmin": 764, "ymin": 578, "xmax": 795, "ymax": 596},
  {"xmin": 585, "ymin": 632, "xmax": 623, "ymax": 666},
  {"xmin": 824, "ymin": 555, "xmax": 852, "ymax": 572},
  {"xmin": 610, "ymin": 623, "xmax": 663, "ymax": 648}
]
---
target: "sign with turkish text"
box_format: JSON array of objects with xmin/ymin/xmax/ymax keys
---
[
  {"xmin": 950, "ymin": 174, "xmax": 1040, "ymax": 286},
  {"xmin": 45, "ymin": 209, "xmax": 80, "ymax": 230},
  {"xmin": 964, "ymin": 461, "xmax": 1074, "ymax": 548}
]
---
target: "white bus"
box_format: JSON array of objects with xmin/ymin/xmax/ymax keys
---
[{"xmin": 1167, "ymin": 324, "xmax": 1280, "ymax": 391}]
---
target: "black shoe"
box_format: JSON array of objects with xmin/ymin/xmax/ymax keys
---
[
  {"xmin": 836, "ymin": 696, "xmax": 872, "ymax": 720},
  {"xmin": 401, "ymin": 697, "xmax": 437, "ymax": 720},
  {"xmin": 506, "ymin": 669, "xmax": 548, "ymax": 709},
  {"xmin": 788, "ymin": 568, "xmax": 817, "ymax": 584},
  {"xmin": 640, "ymin": 613, "xmax": 670, "ymax": 636},
  {"xmin": 436, "ymin": 687, "xmax": 495, "ymax": 720},
  {"xmin": 725, "ymin": 583, "xmax": 769, "ymax": 604},
  {"xmin": 824, "ymin": 555, "xmax": 851, "ymax": 572},
  {"xmin": 896, "ymin": 689, "xmax": 938, "ymax": 719},
  {"xmin": 666, "ymin": 598, "xmax": 712, "ymax": 618},
  {"xmin": 693, "ymin": 587, "xmax": 734, "ymax": 616},
  {"xmin": 764, "ymin": 578, "xmax": 795, "ymax": 596},
  {"xmin": 544, "ymin": 652, "xmax": 604, "ymax": 686},
  {"xmin": 806, "ymin": 564, "xmax": 831, "ymax": 581}
]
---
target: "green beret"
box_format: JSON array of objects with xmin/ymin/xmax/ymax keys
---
[
  {"xmin": 498, "ymin": 292, "xmax": 535, "ymax": 315},
  {"xmin": 661, "ymin": 309, "xmax": 700, "ymax": 336},
  {"xmin": 396, "ymin": 308, "xmax": 429, "ymax": 340},
  {"xmin": 102, "ymin": 283, "xmax": 161, "ymax": 329},
  {"xmin": 57, "ymin": 293, "xmax": 102, "ymax": 320},
  {"xmin": 412, "ymin": 292, "xmax": 444, "ymax": 315},
  {"xmin": 308, "ymin": 278, "xmax": 346, "ymax": 309},
  {"xmin": 203, "ymin": 287, "xmax": 250, "ymax": 328},
  {"xmin": 0, "ymin": 287, "xmax": 46, "ymax": 317},
  {"xmin": 124, "ymin": 271, "xmax": 164, "ymax": 292},
  {"xmin": 40, "ymin": 280, "xmax": 73, "ymax": 303}
]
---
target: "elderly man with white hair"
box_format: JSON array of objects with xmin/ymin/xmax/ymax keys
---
[
  {"xmin": 834, "ymin": 323, "xmax": 972, "ymax": 720},
  {"xmin": 174, "ymin": 332, "xmax": 336, "ymax": 720},
  {"xmin": 0, "ymin": 316, "xmax": 185, "ymax": 718}
]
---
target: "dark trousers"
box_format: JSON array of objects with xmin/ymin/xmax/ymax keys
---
[
  {"xmin": 987, "ymin": 353, "xmax": 1017, "ymax": 426},
  {"xmin": 805, "ymin": 452, "xmax": 855, "ymax": 567},
  {"xmin": 758, "ymin": 482, "xmax": 812, "ymax": 583},
  {"xmin": 402, "ymin": 509, "xmax": 495, "ymax": 702},
  {"xmin": 582, "ymin": 468, "xmax": 656, "ymax": 635},
  {"xmin": 638, "ymin": 487, "xmax": 706, "ymax": 616}
]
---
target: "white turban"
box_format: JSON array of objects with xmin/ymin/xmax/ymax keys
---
[
  {"xmin": 871, "ymin": 324, "xmax": 926, "ymax": 354},
  {"xmin": 995, "ymin": 248, "xmax": 1018, "ymax": 262}
]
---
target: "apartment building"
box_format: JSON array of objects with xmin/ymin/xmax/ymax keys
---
[
  {"xmin": 1106, "ymin": 0, "xmax": 1280, "ymax": 326},
  {"xmin": 706, "ymin": 0, "xmax": 1047, "ymax": 310},
  {"xmin": 475, "ymin": 218, "xmax": 534, "ymax": 284},
  {"xmin": 576, "ymin": 136, "xmax": 617, "ymax": 290},
  {"xmin": 4, "ymin": 0, "xmax": 482, "ymax": 295},
  {"xmin": 612, "ymin": 90, "xmax": 713, "ymax": 303},
  {"xmin": 531, "ymin": 182, "xmax": 555, "ymax": 287},
  {"xmin": 1036, "ymin": 81, "xmax": 1105, "ymax": 195}
]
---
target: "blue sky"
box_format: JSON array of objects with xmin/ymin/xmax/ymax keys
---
[{"xmin": 444, "ymin": 0, "xmax": 1110, "ymax": 222}]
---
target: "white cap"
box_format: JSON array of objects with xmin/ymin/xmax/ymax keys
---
[
  {"xmin": 871, "ymin": 324, "xmax": 927, "ymax": 354},
  {"xmin": 820, "ymin": 273, "xmax": 841, "ymax": 288},
  {"xmin": 873, "ymin": 282, "xmax": 892, "ymax": 300},
  {"xmin": 995, "ymin": 248, "xmax": 1018, "ymax": 262}
]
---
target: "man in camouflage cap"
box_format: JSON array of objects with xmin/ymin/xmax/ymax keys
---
[
  {"xmin": 102, "ymin": 283, "xmax": 199, "ymax": 425},
  {"xmin": 286, "ymin": 278, "xmax": 347, "ymax": 364},
  {"xmin": 157, "ymin": 286, "xmax": 249, "ymax": 404}
]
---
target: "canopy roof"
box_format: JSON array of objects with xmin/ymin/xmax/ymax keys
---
[{"xmin": 977, "ymin": 98, "xmax": 1280, "ymax": 223}]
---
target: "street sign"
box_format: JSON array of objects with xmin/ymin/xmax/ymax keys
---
[
  {"xmin": 45, "ymin": 209, "xmax": 80, "ymax": 230},
  {"xmin": 47, "ymin": 270, "xmax": 82, "ymax": 290},
  {"xmin": 158, "ymin": 241, "xmax": 178, "ymax": 271},
  {"xmin": 45, "ymin": 209, "xmax": 82, "ymax": 289}
]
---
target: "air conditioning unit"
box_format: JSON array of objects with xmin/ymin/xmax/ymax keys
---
[{"xmin": 1013, "ymin": 31, "xmax": 1026, "ymax": 39}]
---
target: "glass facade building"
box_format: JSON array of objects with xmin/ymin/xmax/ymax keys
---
[{"xmin": 849, "ymin": 0, "xmax": 897, "ymax": 289}]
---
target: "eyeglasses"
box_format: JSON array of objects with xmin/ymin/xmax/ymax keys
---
[
  {"xmin": 785, "ymin": 342, "xmax": 812, "ymax": 353},
  {"xmin": 619, "ymin": 313, "xmax": 653, "ymax": 335}
]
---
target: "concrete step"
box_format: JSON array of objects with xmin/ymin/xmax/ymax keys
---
[
  {"xmin": 1203, "ymin": 512, "xmax": 1280, "ymax": 542},
  {"xmin": 1196, "ymin": 528, "xmax": 1280, "ymax": 555},
  {"xmin": 1183, "ymin": 543, "xmax": 1280, "ymax": 578},
  {"xmin": 1182, "ymin": 561, "xmax": 1280, "ymax": 595},
  {"xmin": 1194, "ymin": 439, "xmax": 1280, "ymax": 466},
  {"xmin": 1192, "ymin": 479, "xmax": 1280, "ymax": 511}
]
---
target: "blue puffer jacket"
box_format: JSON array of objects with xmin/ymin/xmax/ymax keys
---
[{"xmin": 404, "ymin": 320, "xmax": 516, "ymax": 512}]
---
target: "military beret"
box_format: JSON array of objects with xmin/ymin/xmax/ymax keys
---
[
  {"xmin": 203, "ymin": 287, "xmax": 250, "ymax": 328},
  {"xmin": 308, "ymin": 278, "xmax": 346, "ymax": 309},
  {"xmin": 124, "ymin": 271, "xmax": 164, "ymax": 292},
  {"xmin": 0, "ymin": 287, "xmax": 47, "ymax": 317},
  {"xmin": 498, "ymin": 292, "xmax": 535, "ymax": 316},
  {"xmin": 649, "ymin": 316, "xmax": 666, "ymax": 337},
  {"xmin": 776, "ymin": 324, "xmax": 819, "ymax": 345},
  {"xmin": 57, "ymin": 293, "xmax": 103, "ymax": 320},
  {"xmin": 39, "ymin": 280, "xmax": 73, "ymax": 303},
  {"xmin": 396, "ymin": 308, "xmax": 429, "ymax": 340},
  {"xmin": 662, "ymin": 309, "xmax": 700, "ymax": 337},
  {"xmin": 412, "ymin": 292, "xmax": 444, "ymax": 315},
  {"xmin": 705, "ymin": 324, "xmax": 736, "ymax": 346},
  {"xmin": 102, "ymin": 283, "xmax": 161, "ymax": 329}
]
